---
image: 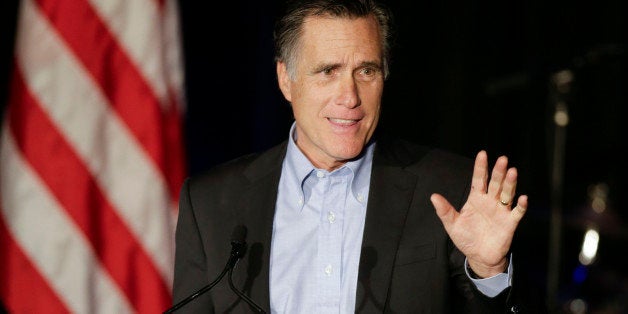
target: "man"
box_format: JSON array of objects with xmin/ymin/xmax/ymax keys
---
[{"xmin": 172, "ymin": 0, "xmax": 529, "ymax": 312}]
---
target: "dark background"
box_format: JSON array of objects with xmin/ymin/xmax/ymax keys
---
[{"xmin": 1, "ymin": 1, "xmax": 626, "ymax": 313}]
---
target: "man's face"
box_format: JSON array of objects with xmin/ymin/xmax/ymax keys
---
[{"xmin": 277, "ymin": 15, "xmax": 384, "ymax": 170}]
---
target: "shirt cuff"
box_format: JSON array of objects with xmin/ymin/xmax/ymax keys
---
[{"xmin": 464, "ymin": 254, "xmax": 513, "ymax": 297}]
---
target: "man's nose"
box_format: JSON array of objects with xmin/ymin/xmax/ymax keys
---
[{"xmin": 335, "ymin": 75, "xmax": 360, "ymax": 108}]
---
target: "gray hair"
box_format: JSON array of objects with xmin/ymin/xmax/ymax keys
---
[{"xmin": 273, "ymin": 0, "xmax": 393, "ymax": 80}]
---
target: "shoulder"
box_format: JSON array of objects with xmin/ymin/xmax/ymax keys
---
[
  {"xmin": 374, "ymin": 136, "xmax": 473, "ymax": 173},
  {"xmin": 184, "ymin": 140, "xmax": 288, "ymax": 192},
  {"xmin": 374, "ymin": 136, "xmax": 475, "ymax": 207}
]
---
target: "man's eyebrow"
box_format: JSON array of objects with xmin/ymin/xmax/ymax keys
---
[
  {"xmin": 310, "ymin": 61, "xmax": 381, "ymax": 74},
  {"xmin": 310, "ymin": 62, "xmax": 342, "ymax": 74},
  {"xmin": 358, "ymin": 61, "xmax": 382, "ymax": 70}
]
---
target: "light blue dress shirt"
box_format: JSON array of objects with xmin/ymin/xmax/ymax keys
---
[{"xmin": 269, "ymin": 122, "xmax": 511, "ymax": 313}]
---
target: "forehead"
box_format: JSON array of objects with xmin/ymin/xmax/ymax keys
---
[{"xmin": 298, "ymin": 15, "xmax": 382, "ymax": 60}]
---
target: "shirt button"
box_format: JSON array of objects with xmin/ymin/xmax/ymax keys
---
[
  {"xmin": 298, "ymin": 197, "xmax": 303, "ymax": 205},
  {"xmin": 324, "ymin": 264, "xmax": 333, "ymax": 276},
  {"xmin": 357, "ymin": 193, "xmax": 364, "ymax": 203},
  {"xmin": 316, "ymin": 170, "xmax": 325, "ymax": 178},
  {"xmin": 327, "ymin": 211, "xmax": 336, "ymax": 223}
]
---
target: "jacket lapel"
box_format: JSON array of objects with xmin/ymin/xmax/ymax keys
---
[
  {"xmin": 231, "ymin": 141, "xmax": 287, "ymax": 311},
  {"xmin": 356, "ymin": 141, "xmax": 418, "ymax": 312}
]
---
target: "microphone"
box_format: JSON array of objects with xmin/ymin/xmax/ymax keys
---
[
  {"xmin": 226, "ymin": 227, "xmax": 265, "ymax": 313},
  {"xmin": 164, "ymin": 225, "xmax": 264, "ymax": 313},
  {"xmin": 228, "ymin": 225, "xmax": 248, "ymax": 268}
]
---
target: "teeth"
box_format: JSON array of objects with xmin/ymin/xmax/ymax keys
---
[{"xmin": 329, "ymin": 118, "xmax": 356, "ymax": 125}]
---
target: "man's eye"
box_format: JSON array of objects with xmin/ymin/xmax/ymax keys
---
[
  {"xmin": 322, "ymin": 68, "xmax": 333, "ymax": 75},
  {"xmin": 362, "ymin": 68, "xmax": 375, "ymax": 76},
  {"xmin": 357, "ymin": 67, "xmax": 379, "ymax": 81}
]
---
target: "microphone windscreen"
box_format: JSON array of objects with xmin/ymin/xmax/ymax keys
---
[{"xmin": 231, "ymin": 225, "xmax": 247, "ymax": 244}]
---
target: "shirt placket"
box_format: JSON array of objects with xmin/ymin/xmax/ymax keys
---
[{"xmin": 315, "ymin": 170, "xmax": 345, "ymax": 313}]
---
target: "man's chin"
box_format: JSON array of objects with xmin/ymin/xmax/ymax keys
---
[{"xmin": 330, "ymin": 145, "xmax": 367, "ymax": 162}]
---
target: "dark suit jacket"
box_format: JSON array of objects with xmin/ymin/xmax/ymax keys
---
[{"xmin": 172, "ymin": 137, "xmax": 524, "ymax": 313}]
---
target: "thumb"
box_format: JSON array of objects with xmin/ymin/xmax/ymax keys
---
[{"xmin": 430, "ymin": 193, "xmax": 457, "ymax": 228}]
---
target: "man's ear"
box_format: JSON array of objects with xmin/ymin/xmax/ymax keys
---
[{"xmin": 276, "ymin": 61, "xmax": 292, "ymax": 102}]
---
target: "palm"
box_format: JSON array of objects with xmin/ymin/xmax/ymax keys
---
[{"xmin": 431, "ymin": 151, "xmax": 527, "ymax": 277}]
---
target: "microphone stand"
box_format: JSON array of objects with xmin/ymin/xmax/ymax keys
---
[
  {"xmin": 163, "ymin": 252, "xmax": 239, "ymax": 314},
  {"xmin": 228, "ymin": 265, "xmax": 266, "ymax": 313},
  {"xmin": 164, "ymin": 225, "xmax": 250, "ymax": 314}
]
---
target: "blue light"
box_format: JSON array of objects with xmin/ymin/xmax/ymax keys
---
[{"xmin": 573, "ymin": 264, "xmax": 588, "ymax": 284}]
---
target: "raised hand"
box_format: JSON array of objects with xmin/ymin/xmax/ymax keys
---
[{"xmin": 430, "ymin": 150, "xmax": 528, "ymax": 278}]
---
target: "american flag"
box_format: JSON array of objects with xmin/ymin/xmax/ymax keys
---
[{"xmin": 0, "ymin": 0, "xmax": 186, "ymax": 312}]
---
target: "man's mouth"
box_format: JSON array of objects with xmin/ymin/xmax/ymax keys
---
[{"xmin": 327, "ymin": 118, "xmax": 360, "ymax": 125}]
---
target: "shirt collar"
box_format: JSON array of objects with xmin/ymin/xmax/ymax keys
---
[{"xmin": 283, "ymin": 121, "xmax": 375, "ymax": 210}]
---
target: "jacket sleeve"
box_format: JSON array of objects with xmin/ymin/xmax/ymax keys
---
[{"xmin": 171, "ymin": 178, "xmax": 215, "ymax": 312}]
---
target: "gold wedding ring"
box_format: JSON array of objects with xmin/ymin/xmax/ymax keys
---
[{"xmin": 499, "ymin": 199, "xmax": 509, "ymax": 206}]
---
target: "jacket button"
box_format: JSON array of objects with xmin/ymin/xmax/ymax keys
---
[{"xmin": 510, "ymin": 305, "xmax": 520, "ymax": 313}]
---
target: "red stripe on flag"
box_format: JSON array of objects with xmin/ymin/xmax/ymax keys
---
[
  {"xmin": 7, "ymin": 68, "xmax": 171, "ymax": 313},
  {"xmin": 0, "ymin": 216, "xmax": 70, "ymax": 314},
  {"xmin": 34, "ymin": 0, "xmax": 185, "ymax": 200},
  {"xmin": 164, "ymin": 91, "xmax": 187, "ymax": 204},
  {"xmin": 155, "ymin": 0, "xmax": 166, "ymax": 11}
]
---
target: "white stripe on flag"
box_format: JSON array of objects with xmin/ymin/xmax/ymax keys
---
[
  {"xmin": 164, "ymin": 0, "xmax": 187, "ymax": 112},
  {"xmin": 88, "ymin": 0, "xmax": 171, "ymax": 109},
  {"xmin": 0, "ymin": 126, "xmax": 134, "ymax": 314},
  {"xmin": 16, "ymin": 0, "xmax": 175, "ymax": 285}
]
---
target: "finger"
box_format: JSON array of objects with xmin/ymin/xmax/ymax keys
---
[
  {"xmin": 499, "ymin": 167, "xmax": 518, "ymax": 207},
  {"xmin": 471, "ymin": 151, "xmax": 489, "ymax": 193},
  {"xmin": 487, "ymin": 155, "xmax": 508, "ymax": 197},
  {"xmin": 430, "ymin": 193, "xmax": 458, "ymax": 230},
  {"xmin": 510, "ymin": 195, "xmax": 528, "ymax": 222}
]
